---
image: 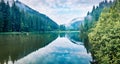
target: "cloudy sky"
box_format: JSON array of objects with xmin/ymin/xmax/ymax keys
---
[{"xmin": 19, "ymin": 0, "xmax": 110, "ymax": 25}]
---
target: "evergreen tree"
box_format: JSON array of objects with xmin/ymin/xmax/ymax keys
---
[
  {"xmin": 0, "ymin": 0, "xmax": 6, "ymax": 31},
  {"xmin": 11, "ymin": 2, "xmax": 21, "ymax": 31},
  {"xmin": 0, "ymin": 0, "xmax": 58, "ymax": 32},
  {"xmin": 0, "ymin": 0, "xmax": 4, "ymax": 31},
  {"xmin": 3, "ymin": 2, "xmax": 10, "ymax": 32},
  {"xmin": 80, "ymin": 0, "xmax": 113, "ymax": 48},
  {"xmin": 89, "ymin": 0, "xmax": 120, "ymax": 63}
]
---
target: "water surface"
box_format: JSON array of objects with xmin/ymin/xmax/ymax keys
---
[{"xmin": 0, "ymin": 32, "xmax": 92, "ymax": 64}]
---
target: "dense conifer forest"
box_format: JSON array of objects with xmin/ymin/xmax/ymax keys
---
[{"xmin": 0, "ymin": 0, "xmax": 58, "ymax": 32}]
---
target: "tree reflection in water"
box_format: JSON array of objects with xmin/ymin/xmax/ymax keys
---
[
  {"xmin": 0, "ymin": 33, "xmax": 58, "ymax": 64},
  {"xmin": 0, "ymin": 32, "xmax": 92, "ymax": 64}
]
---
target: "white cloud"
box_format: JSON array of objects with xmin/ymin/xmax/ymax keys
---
[{"xmin": 19, "ymin": 0, "xmax": 108, "ymax": 25}]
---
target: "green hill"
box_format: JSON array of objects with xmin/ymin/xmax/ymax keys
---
[{"xmin": 88, "ymin": 0, "xmax": 120, "ymax": 64}]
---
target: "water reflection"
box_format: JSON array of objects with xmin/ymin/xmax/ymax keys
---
[
  {"xmin": 59, "ymin": 32, "xmax": 66, "ymax": 37},
  {"xmin": 0, "ymin": 33, "xmax": 58, "ymax": 64},
  {"xmin": 0, "ymin": 32, "xmax": 92, "ymax": 64},
  {"xmin": 67, "ymin": 32, "xmax": 91, "ymax": 53},
  {"xmin": 66, "ymin": 32, "xmax": 83, "ymax": 45},
  {"xmin": 15, "ymin": 37, "xmax": 91, "ymax": 64}
]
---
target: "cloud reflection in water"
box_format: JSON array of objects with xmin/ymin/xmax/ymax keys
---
[{"xmin": 15, "ymin": 37, "xmax": 92, "ymax": 64}]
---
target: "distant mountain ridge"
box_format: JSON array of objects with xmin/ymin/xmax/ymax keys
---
[
  {"xmin": 15, "ymin": 1, "xmax": 59, "ymax": 31},
  {"xmin": 66, "ymin": 18, "xmax": 84, "ymax": 31},
  {"xmin": 15, "ymin": 1, "xmax": 45, "ymax": 16}
]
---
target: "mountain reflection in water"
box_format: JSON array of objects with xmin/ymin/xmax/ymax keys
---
[{"xmin": 0, "ymin": 32, "xmax": 92, "ymax": 64}]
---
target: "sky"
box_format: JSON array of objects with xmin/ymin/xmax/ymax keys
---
[{"xmin": 19, "ymin": 0, "xmax": 111, "ymax": 25}]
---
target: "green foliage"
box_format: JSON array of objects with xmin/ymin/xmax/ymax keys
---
[
  {"xmin": 59, "ymin": 24, "xmax": 66, "ymax": 31},
  {"xmin": 79, "ymin": 1, "xmax": 112, "ymax": 53},
  {"xmin": 88, "ymin": 0, "xmax": 120, "ymax": 64},
  {"xmin": 0, "ymin": 32, "xmax": 58, "ymax": 63},
  {"xmin": 0, "ymin": 0, "xmax": 58, "ymax": 32},
  {"xmin": 0, "ymin": 0, "xmax": 10, "ymax": 32},
  {"xmin": 83, "ymin": 0, "xmax": 113, "ymax": 32}
]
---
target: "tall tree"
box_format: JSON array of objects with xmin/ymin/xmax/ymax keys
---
[
  {"xmin": 0, "ymin": 0, "xmax": 4, "ymax": 31},
  {"xmin": 11, "ymin": 2, "xmax": 21, "ymax": 31},
  {"xmin": 3, "ymin": 2, "xmax": 10, "ymax": 32}
]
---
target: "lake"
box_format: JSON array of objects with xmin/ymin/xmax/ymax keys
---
[{"xmin": 0, "ymin": 32, "xmax": 92, "ymax": 64}]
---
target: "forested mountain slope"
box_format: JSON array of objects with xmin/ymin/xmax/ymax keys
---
[
  {"xmin": 0, "ymin": 0, "xmax": 58, "ymax": 32},
  {"xmin": 79, "ymin": 0, "xmax": 113, "ymax": 47}
]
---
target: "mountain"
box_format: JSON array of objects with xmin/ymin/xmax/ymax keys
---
[
  {"xmin": 15, "ymin": 1, "xmax": 59, "ymax": 31},
  {"xmin": 15, "ymin": 1, "xmax": 43, "ymax": 15},
  {"xmin": 66, "ymin": 18, "xmax": 84, "ymax": 31},
  {"xmin": 0, "ymin": 0, "xmax": 59, "ymax": 32}
]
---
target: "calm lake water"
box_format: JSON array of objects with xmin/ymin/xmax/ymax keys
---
[{"xmin": 0, "ymin": 32, "xmax": 92, "ymax": 64}]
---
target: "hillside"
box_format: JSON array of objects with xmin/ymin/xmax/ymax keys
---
[
  {"xmin": 88, "ymin": 0, "xmax": 120, "ymax": 64},
  {"xmin": 0, "ymin": 0, "xmax": 58, "ymax": 32}
]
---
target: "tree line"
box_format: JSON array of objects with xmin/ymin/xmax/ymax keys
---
[
  {"xmin": 89, "ymin": 0, "xmax": 120, "ymax": 63},
  {"xmin": 79, "ymin": 0, "xmax": 113, "ymax": 51},
  {"xmin": 0, "ymin": 0, "xmax": 58, "ymax": 32}
]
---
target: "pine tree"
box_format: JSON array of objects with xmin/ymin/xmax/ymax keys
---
[
  {"xmin": 0, "ymin": 0, "xmax": 6, "ymax": 32},
  {"xmin": 3, "ymin": 2, "xmax": 10, "ymax": 32},
  {"xmin": 0, "ymin": 0, "xmax": 4, "ymax": 31},
  {"xmin": 11, "ymin": 2, "xmax": 21, "ymax": 31}
]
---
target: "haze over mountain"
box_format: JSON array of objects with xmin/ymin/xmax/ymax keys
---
[
  {"xmin": 66, "ymin": 18, "xmax": 84, "ymax": 31},
  {"xmin": 20, "ymin": 0, "xmax": 113, "ymax": 25},
  {"xmin": 16, "ymin": 1, "xmax": 59, "ymax": 31},
  {"xmin": 66, "ymin": 0, "xmax": 113, "ymax": 31}
]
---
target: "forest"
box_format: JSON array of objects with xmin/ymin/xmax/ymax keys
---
[
  {"xmin": 0, "ymin": 0, "xmax": 58, "ymax": 32},
  {"xmin": 80, "ymin": 0, "xmax": 112, "ymax": 45},
  {"xmin": 79, "ymin": 0, "xmax": 120, "ymax": 64},
  {"xmin": 88, "ymin": 0, "xmax": 120, "ymax": 64}
]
